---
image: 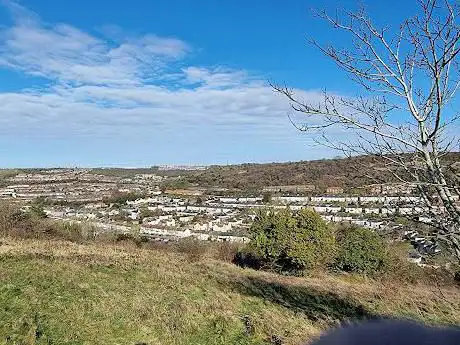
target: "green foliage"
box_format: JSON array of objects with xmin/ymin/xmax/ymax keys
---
[
  {"xmin": 30, "ymin": 200, "xmax": 47, "ymax": 219},
  {"xmin": 248, "ymin": 208, "xmax": 336, "ymax": 273},
  {"xmin": 139, "ymin": 207, "xmax": 163, "ymax": 220},
  {"xmin": 160, "ymin": 178, "xmax": 191, "ymax": 191},
  {"xmin": 395, "ymin": 216, "xmax": 409, "ymax": 226},
  {"xmin": 212, "ymin": 242, "xmax": 241, "ymax": 262},
  {"xmin": 262, "ymin": 192, "xmax": 272, "ymax": 204},
  {"xmin": 334, "ymin": 225, "xmax": 391, "ymax": 275},
  {"xmin": 103, "ymin": 191, "xmax": 144, "ymax": 205},
  {"xmin": 54, "ymin": 222, "xmax": 87, "ymax": 242},
  {"xmin": 248, "ymin": 211, "xmax": 396, "ymax": 277}
]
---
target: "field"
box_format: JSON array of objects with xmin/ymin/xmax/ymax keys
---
[{"xmin": 0, "ymin": 238, "xmax": 459, "ymax": 345}]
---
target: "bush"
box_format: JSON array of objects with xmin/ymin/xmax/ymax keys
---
[
  {"xmin": 54, "ymin": 222, "xmax": 87, "ymax": 242},
  {"xmin": 334, "ymin": 225, "xmax": 391, "ymax": 276},
  {"xmin": 0, "ymin": 202, "xmax": 52, "ymax": 239},
  {"xmin": 103, "ymin": 191, "xmax": 145, "ymax": 206},
  {"xmin": 262, "ymin": 192, "xmax": 272, "ymax": 204},
  {"xmin": 380, "ymin": 242, "xmax": 426, "ymax": 284},
  {"xmin": 0, "ymin": 203, "xmax": 24, "ymax": 235},
  {"xmin": 30, "ymin": 201, "xmax": 47, "ymax": 219},
  {"xmin": 0, "ymin": 202, "xmax": 99, "ymax": 243},
  {"xmin": 212, "ymin": 241, "xmax": 241, "ymax": 262},
  {"xmin": 233, "ymin": 247, "xmax": 266, "ymax": 270},
  {"xmin": 248, "ymin": 208, "xmax": 336, "ymax": 274},
  {"xmin": 42, "ymin": 221, "xmax": 98, "ymax": 243}
]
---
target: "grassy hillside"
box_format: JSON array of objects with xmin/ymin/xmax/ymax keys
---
[{"xmin": 0, "ymin": 238, "xmax": 459, "ymax": 345}]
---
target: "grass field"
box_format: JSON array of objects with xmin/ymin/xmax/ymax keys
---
[{"xmin": 0, "ymin": 238, "xmax": 459, "ymax": 345}]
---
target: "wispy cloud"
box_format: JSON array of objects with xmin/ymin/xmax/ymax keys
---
[
  {"xmin": 182, "ymin": 66, "xmax": 256, "ymax": 89},
  {"xmin": 0, "ymin": 1, "xmax": 333, "ymax": 164},
  {"xmin": 0, "ymin": 3, "xmax": 189, "ymax": 86}
]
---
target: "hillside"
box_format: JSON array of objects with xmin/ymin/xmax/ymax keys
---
[
  {"xmin": 3, "ymin": 154, "xmax": 459, "ymax": 193},
  {"xmin": 181, "ymin": 153, "xmax": 460, "ymax": 192},
  {"xmin": 1, "ymin": 238, "xmax": 459, "ymax": 345}
]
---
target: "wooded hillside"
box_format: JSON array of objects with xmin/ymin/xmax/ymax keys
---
[{"xmin": 181, "ymin": 154, "xmax": 460, "ymax": 193}]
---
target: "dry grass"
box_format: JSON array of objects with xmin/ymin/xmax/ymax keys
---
[{"xmin": 0, "ymin": 237, "xmax": 459, "ymax": 345}]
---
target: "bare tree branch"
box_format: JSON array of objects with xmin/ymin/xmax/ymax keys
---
[{"xmin": 274, "ymin": 0, "xmax": 460, "ymax": 262}]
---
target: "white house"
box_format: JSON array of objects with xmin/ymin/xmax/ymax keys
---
[
  {"xmin": 360, "ymin": 196, "xmax": 385, "ymax": 203},
  {"xmin": 364, "ymin": 208, "xmax": 380, "ymax": 214},
  {"xmin": 345, "ymin": 207, "xmax": 363, "ymax": 214}
]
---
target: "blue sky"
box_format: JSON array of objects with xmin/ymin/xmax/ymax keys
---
[{"xmin": 0, "ymin": 0, "xmax": 422, "ymax": 167}]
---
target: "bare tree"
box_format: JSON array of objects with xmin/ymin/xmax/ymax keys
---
[{"xmin": 273, "ymin": 0, "xmax": 460, "ymax": 261}]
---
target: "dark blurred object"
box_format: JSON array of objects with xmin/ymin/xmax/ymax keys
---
[{"xmin": 310, "ymin": 320, "xmax": 460, "ymax": 345}]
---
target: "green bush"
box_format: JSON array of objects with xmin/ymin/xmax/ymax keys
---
[
  {"xmin": 30, "ymin": 200, "xmax": 47, "ymax": 219},
  {"xmin": 334, "ymin": 225, "xmax": 391, "ymax": 276},
  {"xmin": 248, "ymin": 208, "xmax": 336, "ymax": 274},
  {"xmin": 103, "ymin": 191, "xmax": 145, "ymax": 205},
  {"xmin": 262, "ymin": 192, "xmax": 272, "ymax": 204}
]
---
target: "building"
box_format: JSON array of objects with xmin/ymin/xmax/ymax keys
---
[
  {"xmin": 164, "ymin": 189, "xmax": 204, "ymax": 196},
  {"xmin": 262, "ymin": 185, "xmax": 315, "ymax": 193},
  {"xmin": 326, "ymin": 186, "xmax": 344, "ymax": 195}
]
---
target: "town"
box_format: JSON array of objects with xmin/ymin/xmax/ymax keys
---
[
  {"xmin": 2, "ymin": 0, "xmax": 460, "ymax": 343},
  {"xmin": 1, "ymin": 167, "xmax": 455, "ymax": 265}
]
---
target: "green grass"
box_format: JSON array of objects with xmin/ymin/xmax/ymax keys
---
[{"xmin": 0, "ymin": 238, "xmax": 459, "ymax": 345}]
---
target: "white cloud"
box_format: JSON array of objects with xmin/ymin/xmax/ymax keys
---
[
  {"xmin": 182, "ymin": 66, "xmax": 255, "ymax": 89},
  {"xmin": 0, "ymin": 2, "xmax": 189, "ymax": 86},
  {"xmin": 0, "ymin": 0, "xmax": 334, "ymax": 163}
]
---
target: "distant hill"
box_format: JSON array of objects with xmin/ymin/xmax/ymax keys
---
[
  {"xmin": 3, "ymin": 153, "xmax": 459, "ymax": 193},
  {"xmin": 181, "ymin": 153, "xmax": 460, "ymax": 193}
]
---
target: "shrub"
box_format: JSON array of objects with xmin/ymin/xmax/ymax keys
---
[
  {"xmin": 212, "ymin": 241, "xmax": 241, "ymax": 262},
  {"xmin": 0, "ymin": 202, "xmax": 51, "ymax": 238},
  {"xmin": 103, "ymin": 191, "xmax": 145, "ymax": 206},
  {"xmin": 334, "ymin": 225, "xmax": 391, "ymax": 276},
  {"xmin": 58, "ymin": 222, "xmax": 85, "ymax": 242},
  {"xmin": 43, "ymin": 221, "xmax": 88, "ymax": 243},
  {"xmin": 115, "ymin": 232, "xmax": 137, "ymax": 243},
  {"xmin": 248, "ymin": 208, "xmax": 336, "ymax": 274},
  {"xmin": 233, "ymin": 247, "xmax": 266, "ymax": 270},
  {"xmin": 0, "ymin": 203, "xmax": 23, "ymax": 235},
  {"xmin": 262, "ymin": 192, "xmax": 272, "ymax": 204},
  {"xmin": 30, "ymin": 201, "xmax": 47, "ymax": 219},
  {"xmin": 0, "ymin": 202, "xmax": 99, "ymax": 243},
  {"xmin": 379, "ymin": 242, "xmax": 425, "ymax": 284}
]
